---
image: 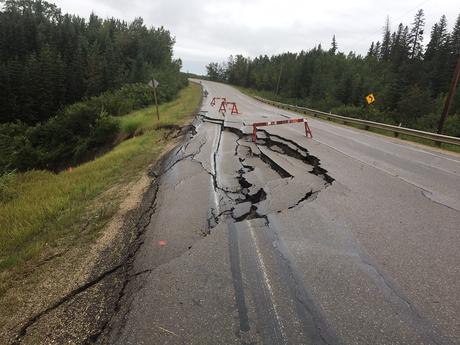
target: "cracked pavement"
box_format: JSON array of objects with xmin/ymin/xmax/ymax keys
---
[{"xmin": 96, "ymin": 80, "xmax": 460, "ymax": 345}]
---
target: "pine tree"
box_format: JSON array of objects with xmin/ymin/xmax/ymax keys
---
[
  {"xmin": 336, "ymin": 74, "xmax": 353, "ymax": 104},
  {"xmin": 425, "ymin": 15, "xmax": 449, "ymax": 60},
  {"xmin": 425, "ymin": 23, "xmax": 440, "ymax": 61},
  {"xmin": 408, "ymin": 9, "xmax": 425, "ymax": 59},
  {"xmin": 451, "ymin": 13, "xmax": 460, "ymax": 55},
  {"xmin": 367, "ymin": 42, "xmax": 375, "ymax": 57},
  {"xmin": 425, "ymin": 15, "xmax": 452, "ymax": 95},
  {"xmin": 380, "ymin": 16, "xmax": 392, "ymax": 61},
  {"xmin": 374, "ymin": 41, "xmax": 381, "ymax": 58},
  {"xmin": 390, "ymin": 23, "xmax": 409, "ymax": 62},
  {"xmin": 329, "ymin": 35, "xmax": 338, "ymax": 54}
]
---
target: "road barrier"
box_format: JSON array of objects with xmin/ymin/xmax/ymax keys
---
[
  {"xmin": 219, "ymin": 100, "xmax": 227, "ymax": 113},
  {"xmin": 226, "ymin": 102, "xmax": 240, "ymax": 115},
  {"xmin": 253, "ymin": 96, "xmax": 460, "ymax": 147},
  {"xmin": 252, "ymin": 118, "xmax": 313, "ymax": 142},
  {"xmin": 211, "ymin": 97, "xmax": 226, "ymax": 106},
  {"xmin": 218, "ymin": 100, "xmax": 240, "ymax": 115}
]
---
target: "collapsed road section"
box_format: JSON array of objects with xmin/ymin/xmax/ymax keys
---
[
  {"xmin": 98, "ymin": 85, "xmax": 456, "ymax": 344},
  {"xmin": 203, "ymin": 113, "xmax": 333, "ymax": 227},
  {"xmin": 97, "ymin": 108, "xmax": 340, "ymax": 345}
]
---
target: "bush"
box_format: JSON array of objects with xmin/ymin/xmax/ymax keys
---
[
  {"xmin": 396, "ymin": 86, "xmax": 434, "ymax": 125},
  {"xmin": 0, "ymin": 122, "xmax": 35, "ymax": 174},
  {"xmin": 0, "ymin": 104, "xmax": 119, "ymax": 173},
  {"xmin": 0, "ymin": 171, "xmax": 17, "ymax": 203},
  {"xmin": 83, "ymin": 75, "xmax": 188, "ymax": 118},
  {"xmin": 330, "ymin": 105, "xmax": 396, "ymax": 124},
  {"xmin": 31, "ymin": 105, "xmax": 119, "ymax": 169},
  {"xmin": 91, "ymin": 84, "xmax": 154, "ymax": 117},
  {"xmin": 0, "ymin": 77, "xmax": 188, "ymax": 173},
  {"xmin": 444, "ymin": 114, "xmax": 460, "ymax": 137},
  {"xmin": 153, "ymin": 68, "xmax": 189, "ymax": 103},
  {"xmin": 413, "ymin": 113, "xmax": 439, "ymax": 132}
]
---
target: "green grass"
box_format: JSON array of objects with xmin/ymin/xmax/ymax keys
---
[
  {"xmin": 119, "ymin": 85, "xmax": 201, "ymax": 136},
  {"xmin": 237, "ymin": 86, "xmax": 460, "ymax": 154},
  {"xmin": 0, "ymin": 83, "xmax": 202, "ymax": 272}
]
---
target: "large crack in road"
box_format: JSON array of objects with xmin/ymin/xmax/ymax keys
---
[
  {"xmin": 195, "ymin": 114, "xmax": 334, "ymax": 231},
  {"xmin": 86, "ymin": 109, "xmax": 343, "ymax": 345},
  {"xmin": 197, "ymin": 115, "xmax": 340, "ymax": 345}
]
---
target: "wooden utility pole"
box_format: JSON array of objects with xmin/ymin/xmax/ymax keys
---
[
  {"xmin": 438, "ymin": 55, "xmax": 460, "ymax": 134},
  {"xmin": 275, "ymin": 64, "xmax": 283, "ymax": 95}
]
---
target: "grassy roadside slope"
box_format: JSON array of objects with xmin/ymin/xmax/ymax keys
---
[
  {"xmin": 236, "ymin": 85, "xmax": 460, "ymax": 154},
  {"xmin": 0, "ymin": 82, "xmax": 201, "ymax": 276}
]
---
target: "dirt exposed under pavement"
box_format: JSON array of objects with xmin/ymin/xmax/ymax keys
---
[{"xmin": 0, "ymin": 133, "xmax": 188, "ymax": 345}]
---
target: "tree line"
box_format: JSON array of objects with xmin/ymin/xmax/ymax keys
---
[
  {"xmin": 0, "ymin": 0, "xmax": 188, "ymax": 173},
  {"xmin": 0, "ymin": 0, "xmax": 185, "ymax": 125},
  {"xmin": 206, "ymin": 10, "xmax": 460, "ymax": 137}
]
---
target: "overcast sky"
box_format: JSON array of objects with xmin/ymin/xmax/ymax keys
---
[{"xmin": 52, "ymin": 0, "xmax": 459, "ymax": 75}]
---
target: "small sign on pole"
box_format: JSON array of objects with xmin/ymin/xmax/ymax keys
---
[{"xmin": 148, "ymin": 79, "xmax": 160, "ymax": 120}]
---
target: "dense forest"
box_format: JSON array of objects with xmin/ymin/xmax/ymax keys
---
[
  {"xmin": 0, "ymin": 0, "xmax": 187, "ymax": 173},
  {"xmin": 207, "ymin": 10, "xmax": 460, "ymax": 137}
]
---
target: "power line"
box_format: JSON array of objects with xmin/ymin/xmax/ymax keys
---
[{"xmin": 393, "ymin": 0, "xmax": 431, "ymax": 23}]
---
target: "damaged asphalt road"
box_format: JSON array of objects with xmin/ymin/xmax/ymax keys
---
[
  {"xmin": 96, "ymin": 81, "xmax": 460, "ymax": 344},
  {"xmin": 97, "ymin": 107, "xmax": 340, "ymax": 345}
]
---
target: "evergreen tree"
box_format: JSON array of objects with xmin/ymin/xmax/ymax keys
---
[
  {"xmin": 425, "ymin": 15, "xmax": 449, "ymax": 60},
  {"xmin": 425, "ymin": 15, "xmax": 451, "ymax": 95},
  {"xmin": 0, "ymin": 0, "xmax": 180, "ymax": 125},
  {"xmin": 408, "ymin": 9, "xmax": 425, "ymax": 59},
  {"xmin": 374, "ymin": 41, "xmax": 381, "ymax": 58},
  {"xmin": 367, "ymin": 42, "xmax": 375, "ymax": 58},
  {"xmin": 380, "ymin": 16, "xmax": 392, "ymax": 61},
  {"xmin": 329, "ymin": 35, "xmax": 338, "ymax": 54},
  {"xmin": 451, "ymin": 14, "xmax": 460, "ymax": 55},
  {"xmin": 390, "ymin": 23, "xmax": 410, "ymax": 65}
]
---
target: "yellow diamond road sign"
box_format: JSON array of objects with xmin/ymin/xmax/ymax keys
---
[{"xmin": 366, "ymin": 93, "xmax": 376, "ymax": 105}]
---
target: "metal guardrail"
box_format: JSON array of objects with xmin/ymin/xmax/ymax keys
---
[{"xmin": 254, "ymin": 96, "xmax": 460, "ymax": 147}]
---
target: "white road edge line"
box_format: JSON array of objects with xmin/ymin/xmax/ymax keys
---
[
  {"xmin": 247, "ymin": 221, "xmax": 288, "ymax": 344},
  {"xmin": 284, "ymin": 126, "xmax": 460, "ymax": 211},
  {"xmin": 259, "ymin": 97, "xmax": 460, "ymax": 163}
]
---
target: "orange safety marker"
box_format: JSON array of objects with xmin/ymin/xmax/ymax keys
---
[
  {"xmin": 231, "ymin": 103, "xmax": 240, "ymax": 115},
  {"xmin": 219, "ymin": 100, "xmax": 227, "ymax": 113},
  {"xmin": 252, "ymin": 118, "xmax": 313, "ymax": 142},
  {"xmin": 225, "ymin": 102, "xmax": 240, "ymax": 115}
]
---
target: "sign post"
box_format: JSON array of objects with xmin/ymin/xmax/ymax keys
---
[{"xmin": 149, "ymin": 79, "xmax": 160, "ymax": 121}]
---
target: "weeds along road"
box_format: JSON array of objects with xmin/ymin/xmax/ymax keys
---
[{"xmin": 100, "ymin": 80, "xmax": 460, "ymax": 345}]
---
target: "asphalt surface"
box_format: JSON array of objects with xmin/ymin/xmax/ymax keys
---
[{"xmin": 101, "ymin": 80, "xmax": 460, "ymax": 345}]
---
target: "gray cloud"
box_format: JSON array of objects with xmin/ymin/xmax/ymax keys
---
[{"xmin": 53, "ymin": 0, "xmax": 459, "ymax": 74}]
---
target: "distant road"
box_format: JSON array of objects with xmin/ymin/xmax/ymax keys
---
[{"xmin": 100, "ymin": 80, "xmax": 460, "ymax": 345}]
